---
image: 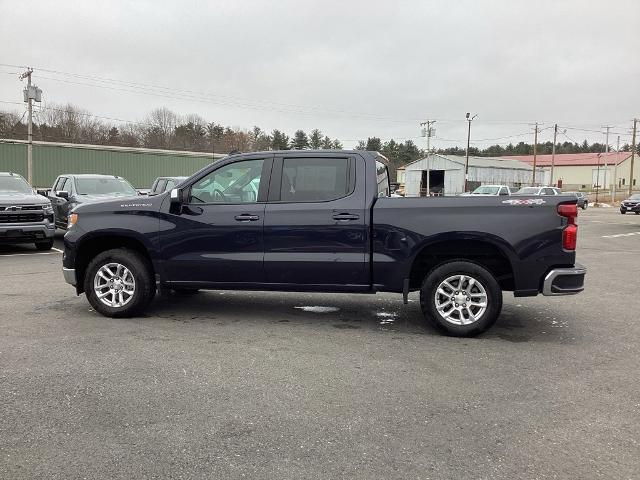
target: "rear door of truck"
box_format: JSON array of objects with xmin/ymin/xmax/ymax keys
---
[{"xmin": 262, "ymin": 152, "xmax": 369, "ymax": 288}]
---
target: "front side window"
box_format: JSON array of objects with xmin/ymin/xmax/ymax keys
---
[
  {"xmin": 165, "ymin": 179, "xmax": 177, "ymax": 192},
  {"xmin": 154, "ymin": 179, "xmax": 167, "ymax": 194},
  {"xmin": 376, "ymin": 160, "xmax": 390, "ymax": 197},
  {"xmin": 57, "ymin": 178, "xmax": 69, "ymax": 193},
  {"xmin": 280, "ymin": 157, "xmax": 350, "ymax": 202},
  {"xmin": 190, "ymin": 159, "xmax": 264, "ymax": 204}
]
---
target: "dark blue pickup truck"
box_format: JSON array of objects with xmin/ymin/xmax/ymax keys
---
[{"xmin": 62, "ymin": 150, "xmax": 585, "ymax": 336}]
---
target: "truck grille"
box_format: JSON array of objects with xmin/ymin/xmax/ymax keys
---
[
  {"xmin": 0, "ymin": 213, "xmax": 45, "ymax": 223},
  {"xmin": 0, "ymin": 205, "xmax": 44, "ymax": 212}
]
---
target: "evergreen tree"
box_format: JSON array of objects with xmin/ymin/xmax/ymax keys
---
[
  {"xmin": 270, "ymin": 129, "xmax": 290, "ymax": 150},
  {"xmin": 291, "ymin": 130, "xmax": 310, "ymax": 150},
  {"xmin": 309, "ymin": 129, "xmax": 323, "ymax": 149}
]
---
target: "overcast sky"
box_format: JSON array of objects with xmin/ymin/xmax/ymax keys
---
[{"xmin": 1, "ymin": 0, "xmax": 639, "ymax": 149}]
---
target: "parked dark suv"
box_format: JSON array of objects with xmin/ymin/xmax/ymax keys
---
[
  {"xmin": 47, "ymin": 174, "xmax": 139, "ymax": 229},
  {"xmin": 565, "ymin": 192, "xmax": 588, "ymax": 210},
  {"xmin": 620, "ymin": 194, "xmax": 640, "ymax": 214},
  {"xmin": 0, "ymin": 172, "xmax": 55, "ymax": 250}
]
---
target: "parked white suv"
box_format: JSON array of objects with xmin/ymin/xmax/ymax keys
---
[
  {"xmin": 466, "ymin": 185, "xmax": 514, "ymax": 196},
  {"xmin": 514, "ymin": 186, "xmax": 562, "ymax": 196}
]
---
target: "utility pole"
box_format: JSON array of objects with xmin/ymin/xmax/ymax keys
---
[
  {"xmin": 595, "ymin": 153, "xmax": 601, "ymax": 206},
  {"xmin": 19, "ymin": 68, "xmax": 34, "ymax": 184},
  {"xmin": 612, "ymin": 135, "xmax": 620, "ymax": 203},
  {"xmin": 630, "ymin": 119, "xmax": 637, "ymax": 196},
  {"xmin": 464, "ymin": 113, "xmax": 476, "ymax": 193},
  {"xmin": 551, "ymin": 124, "xmax": 558, "ymax": 187},
  {"xmin": 604, "ymin": 125, "xmax": 611, "ymax": 196},
  {"xmin": 420, "ymin": 120, "xmax": 436, "ymax": 196},
  {"xmin": 531, "ymin": 123, "xmax": 539, "ymax": 186},
  {"xmin": 19, "ymin": 68, "xmax": 41, "ymax": 185}
]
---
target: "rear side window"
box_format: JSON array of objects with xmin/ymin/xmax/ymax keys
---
[
  {"xmin": 376, "ymin": 160, "xmax": 390, "ymax": 197},
  {"xmin": 280, "ymin": 157, "xmax": 350, "ymax": 202}
]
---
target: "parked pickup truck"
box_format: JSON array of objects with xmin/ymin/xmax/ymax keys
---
[
  {"xmin": 62, "ymin": 150, "xmax": 586, "ymax": 336},
  {"xmin": 0, "ymin": 172, "xmax": 55, "ymax": 250}
]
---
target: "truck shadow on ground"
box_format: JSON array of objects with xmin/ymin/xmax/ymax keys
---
[{"xmin": 128, "ymin": 290, "xmax": 578, "ymax": 344}]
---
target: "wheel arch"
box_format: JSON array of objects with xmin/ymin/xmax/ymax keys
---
[
  {"xmin": 408, "ymin": 234, "xmax": 516, "ymax": 291},
  {"xmin": 74, "ymin": 231, "xmax": 155, "ymax": 294}
]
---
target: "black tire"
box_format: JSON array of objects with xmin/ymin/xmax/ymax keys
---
[
  {"xmin": 420, "ymin": 260, "xmax": 503, "ymax": 337},
  {"xmin": 582, "ymin": 203, "xmax": 587, "ymax": 210},
  {"xmin": 620, "ymin": 210, "xmax": 626, "ymax": 214},
  {"xmin": 84, "ymin": 248, "xmax": 155, "ymax": 318},
  {"xmin": 35, "ymin": 239, "xmax": 54, "ymax": 251},
  {"xmin": 635, "ymin": 212, "xmax": 640, "ymax": 215}
]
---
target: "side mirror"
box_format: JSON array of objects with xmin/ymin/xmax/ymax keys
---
[
  {"xmin": 57, "ymin": 191, "xmax": 69, "ymax": 200},
  {"xmin": 170, "ymin": 188, "xmax": 185, "ymax": 204}
]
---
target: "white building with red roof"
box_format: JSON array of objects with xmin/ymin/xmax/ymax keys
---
[{"xmin": 503, "ymin": 152, "xmax": 637, "ymax": 192}]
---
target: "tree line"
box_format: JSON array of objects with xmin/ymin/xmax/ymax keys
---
[
  {"xmin": 0, "ymin": 104, "xmax": 343, "ymax": 155},
  {"xmin": 1, "ymin": 104, "xmax": 635, "ymax": 181}
]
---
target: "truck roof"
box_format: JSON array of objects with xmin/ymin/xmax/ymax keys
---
[{"xmin": 230, "ymin": 150, "xmax": 389, "ymax": 165}]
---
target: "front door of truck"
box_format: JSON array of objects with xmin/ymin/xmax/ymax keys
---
[
  {"xmin": 263, "ymin": 154, "xmax": 369, "ymax": 288},
  {"xmin": 48, "ymin": 176, "xmax": 71, "ymax": 228},
  {"xmin": 160, "ymin": 156, "xmax": 272, "ymax": 285}
]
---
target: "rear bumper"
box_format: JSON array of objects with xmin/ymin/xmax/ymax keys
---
[
  {"xmin": 542, "ymin": 264, "xmax": 586, "ymax": 296},
  {"xmin": 0, "ymin": 223, "xmax": 55, "ymax": 243}
]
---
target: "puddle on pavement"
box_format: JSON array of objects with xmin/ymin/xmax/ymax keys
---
[{"xmin": 294, "ymin": 306, "xmax": 340, "ymax": 313}]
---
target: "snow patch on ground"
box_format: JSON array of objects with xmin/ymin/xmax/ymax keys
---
[
  {"xmin": 294, "ymin": 306, "xmax": 340, "ymax": 313},
  {"xmin": 376, "ymin": 311, "xmax": 397, "ymax": 324}
]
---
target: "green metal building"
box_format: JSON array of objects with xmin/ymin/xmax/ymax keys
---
[{"xmin": 0, "ymin": 139, "xmax": 226, "ymax": 188}]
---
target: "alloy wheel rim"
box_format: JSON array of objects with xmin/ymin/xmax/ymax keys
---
[
  {"xmin": 434, "ymin": 274, "xmax": 488, "ymax": 325},
  {"xmin": 93, "ymin": 262, "xmax": 136, "ymax": 308}
]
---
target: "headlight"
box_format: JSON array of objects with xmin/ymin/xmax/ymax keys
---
[
  {"xmin": 68, "ymin": 213, "xmax": 79, "ymax": 228},
  {"xmin": 44, "ymin": 205, "xmax": 54, "ymax": 215}
]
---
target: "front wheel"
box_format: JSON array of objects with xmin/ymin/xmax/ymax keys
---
[
  {"xmin": 84, "ymin": 248, "xmax": 156, "ymax": 317},
  {"xmin": 420, "ymin": 261, "xmax": 503, "ymax": 337},
  {"xmin": 620, "ymin": 210, "xmax": 626, "ymax": 214}
]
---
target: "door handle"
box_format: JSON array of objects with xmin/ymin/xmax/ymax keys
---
[
  {"xmin": 234, "ymin": 214, "xmax": 260, "ymax": 222},
  {"xmin": 332, "ymin": 213, "xmax": 360, "ymax": 221}
]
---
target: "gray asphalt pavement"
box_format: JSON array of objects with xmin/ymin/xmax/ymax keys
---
[{"xmin": 1, "ymin": 208, "xmax": 639, "ymax": 479}]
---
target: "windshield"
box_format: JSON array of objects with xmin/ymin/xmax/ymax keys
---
[
  {"xmin": 76, "ymin": 177, "xmax": 137, "ymax": 195},
  {"xmin": 471, "ymin": 186, "xmax": 500, "ymax": 195},
  {"xmin": 628, "ymin": 194, "xmax": 640, "ymax": 201},
  {"xmin": 515, "ymin": 187, "xmax": 539, "ymax": 195},
  {"xmin": 0, "ymin": 176, "xmax": 33, "ymax": 194}
]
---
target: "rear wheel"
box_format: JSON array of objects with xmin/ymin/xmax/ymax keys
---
[
  {"xmin": 420, "ymin": 261, "xmax": 502, "ymax": 337},
  {"xmin": 84, "ymin": 248, "xmax": 155, "ymax": 317},
  {"xmin": 35, "ymin": 239, "xmax": 54, "ymax": 251}
]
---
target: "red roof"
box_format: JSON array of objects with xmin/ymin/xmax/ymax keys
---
[{"xmin": 502, "ymin": 152, "xmax": 631, "ymax": 167}]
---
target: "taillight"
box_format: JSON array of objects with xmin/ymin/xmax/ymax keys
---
[{"xmin": 558, "ymin": 203, "xmax": 578, "ymax": 250}]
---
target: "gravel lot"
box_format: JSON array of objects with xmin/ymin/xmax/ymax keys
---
[{"xmin": 1, "ymin": 207, "xmax": 638, "ymax": 479}]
